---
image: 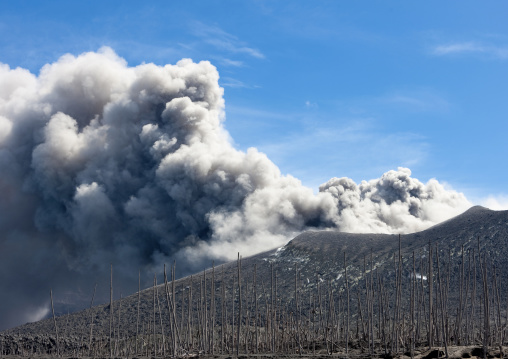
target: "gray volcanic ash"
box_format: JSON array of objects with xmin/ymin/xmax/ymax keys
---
[{"xmin": 0, "ymin": 48, "xmax": 470, "ymax": 329}]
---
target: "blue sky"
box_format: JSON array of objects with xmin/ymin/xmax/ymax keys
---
[{"xmin": 1, "ymin": 0, "xmax": 507, "ymax": 206}]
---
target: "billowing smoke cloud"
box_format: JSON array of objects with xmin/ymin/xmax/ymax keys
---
[{"xmin": 0, "ymin": 48, "xmax": 471, "ymax": 330}]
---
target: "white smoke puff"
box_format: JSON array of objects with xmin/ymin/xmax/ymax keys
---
[
  {"xmin": 0, "ymin": 116, "xmax": 12, "ymax": 144},
  {"xmin": 194, "ymin": 173, "xmax": 336, "ymax": 262},
  {"xmin": 0, "ymin": 47, "xmax": 473, "ymax": 330},
  {"xmin": 320, "ymin": 167, "xmax": 471, "ymax": 234},
  {"xmin": 481, "ymin": 195, "xmax": 508, "ymax": 210},
  {"xmin": 0, "ymin": 63, "xmax": 36, "ymax": 103},
  {"xmin": 72, "ymin": 182, "xmax": 117, "ymax": 244}
]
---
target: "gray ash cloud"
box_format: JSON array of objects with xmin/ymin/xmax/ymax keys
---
[{"xmin": 0, "ymin": 48, "xmax": 471, "ymax": 330}]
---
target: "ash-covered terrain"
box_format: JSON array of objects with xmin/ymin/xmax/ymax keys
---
[{"xmin": 2, "ymin": 206, "xmax": 508, "ymax": 358}]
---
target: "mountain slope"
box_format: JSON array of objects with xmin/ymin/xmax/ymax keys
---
[{"xmin": 2, "ymin": 206, "xmax": 508, "ymax": 356}]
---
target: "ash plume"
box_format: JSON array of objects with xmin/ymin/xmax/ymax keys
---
[{"xmin": 0, "ymin": 48, "xmax": 471, "ymax": 330}]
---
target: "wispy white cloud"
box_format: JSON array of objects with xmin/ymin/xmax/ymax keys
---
[
  {"xmin": 380, "ymin": 91, "xmax": 450, "ymax": 112},
  {"xmin": 218, "ymin": 58, "xmax": 244, "ymax": 67},
  {"xmin": 226, "ymin": 105, "xmax": 291, "ymax": 121},
  {"xmin": 191, "ymin": 21, "xmax": 265, "ymax": 59},
  {"xmin": 305, "ymin": 100, "xmax": 318, "ymax": 109},
  {"xmin": 207, "ymin": 38, "xmax": 265, "ymax": 59},
  {"xmin": 432, "ymin": 41, "xmax": 508, "ymax": 59},
  {"xmin": 338, "ymin": 89, "xmax": 451, "ymax": 116},
  {"xmin": 220, "ymin": 77, "xmax": 254, "ymax": 88},
  {"xmin": 434, "ymin": 42, "xmax": 482, "ymax": 55}
]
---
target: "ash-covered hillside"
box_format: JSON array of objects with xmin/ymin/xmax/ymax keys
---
[{"xmin": 2, "ymin": 206, "xmax": 508, "ymax": 357}]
